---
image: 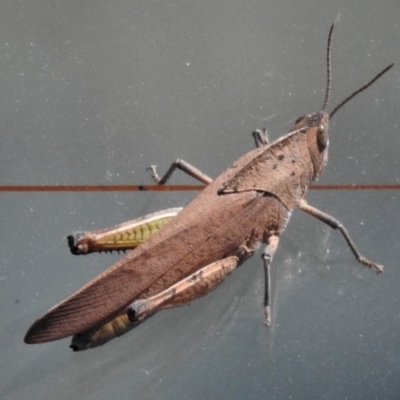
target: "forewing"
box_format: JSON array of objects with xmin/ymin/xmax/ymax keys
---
[{"xmin": 24, "ymin": 180, "xmax": 261, "ymax": 343}]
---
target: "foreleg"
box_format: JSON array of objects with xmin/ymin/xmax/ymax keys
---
[{"xmin": 298, "ymin": 199, "xmax": 383, "ymax": 273}]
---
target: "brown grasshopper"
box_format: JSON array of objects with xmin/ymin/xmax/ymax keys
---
[{"xmin": 24, "ymin": 24, "xmax": 394, "ymax": 350}]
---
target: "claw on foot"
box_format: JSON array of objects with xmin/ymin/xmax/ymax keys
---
[
  {"xmin": 360, "ymin": 257, "xmax": 384, "ymax": 274},
  {"xmin": 146, "ymin": 165, "xmax": 160, "ymax": 183},
  {"xmin": 264, "ymin": 305, "xmax": 271, "ymax": 327}
]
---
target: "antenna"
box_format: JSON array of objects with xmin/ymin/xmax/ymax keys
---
[
  {"xmin": 330, "ymin": 63, "xmax": 394, "ymax": 119},
  {"xmin": 321, "ymin": 23, "xmax": 334, "ymax": 112}
]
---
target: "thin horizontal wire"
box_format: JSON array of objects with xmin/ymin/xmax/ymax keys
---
[{"xmin": 0, "ymin": 184, "xmax": 400, "ymax": 192}]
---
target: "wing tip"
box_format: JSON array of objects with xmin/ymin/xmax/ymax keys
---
[
  {"xmin": 24, "ymin": 317, "xmax": 69, "ymax": 344},
  {"xmin": 24, "ymin": 319, "xmax": 48, "ymax": 344}
]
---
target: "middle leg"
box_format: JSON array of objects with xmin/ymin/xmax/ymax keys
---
[{"xmin": 262, "ymin": 235, "xmax": 279, "ymax": 326}]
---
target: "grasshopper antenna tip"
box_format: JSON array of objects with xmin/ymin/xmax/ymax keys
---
[
  {"xmin": 330, "ymin": 62, "xmax": 394, "ymax": 119},
  {"xmin": 321, "ymin": 23, "xmax": 335, "ymax": 112}
]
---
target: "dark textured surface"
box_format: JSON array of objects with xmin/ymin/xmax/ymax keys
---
[{"xmin": 1, "ymin": 1, "xmax": 400, "ymax": 399}]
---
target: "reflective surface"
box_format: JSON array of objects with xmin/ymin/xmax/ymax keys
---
[{"xmin": 1, "ymin": 1, "xmax": 400, "ymax": 399}]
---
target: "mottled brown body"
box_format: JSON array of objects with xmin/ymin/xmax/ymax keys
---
[
  {"xmin": 24, "ymin": 24, "xmax": 392, "ymax": 349},
  {"xmin": 26, "ymin": 136, "xmax": 295, "ymax": 343}
]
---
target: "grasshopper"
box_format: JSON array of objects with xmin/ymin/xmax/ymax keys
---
[{"xmin": 24, "ymin": 24, "xmax": 393, "ymax": 350}]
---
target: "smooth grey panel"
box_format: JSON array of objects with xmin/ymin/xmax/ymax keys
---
[{"xmin": 1, "ymin": 1, "xmax": 399, "ymax": 399}]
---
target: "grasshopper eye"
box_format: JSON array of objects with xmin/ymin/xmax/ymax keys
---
[
  {"xmin": 316, "ymin": 124, "xmax": 328, "ymax": 150},
  {"xmin": 294, "ymin": 115, "xmax": 306, "ymax": 124}
]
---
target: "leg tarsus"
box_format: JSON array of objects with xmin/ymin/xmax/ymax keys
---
[
  {"xmin": 298, "ymin": 199, "xmax": 383, "ymax": 274},
  {"xmin": 147, "ymin": 164, "xmax": 161, "ymax": 183}
]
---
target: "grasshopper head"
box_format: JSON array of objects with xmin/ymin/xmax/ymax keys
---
[
  {"xmin": 289, "ymin": 24, "xmax": 393, "ymax": 182},
  {"xmin": 293, "ymin": 111, "xmax": 330, "ymax": 181}
]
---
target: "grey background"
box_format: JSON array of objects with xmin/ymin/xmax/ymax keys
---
[{"xmin": 1, "ymin": 1, "xmax": 400, "ymax": 399}]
